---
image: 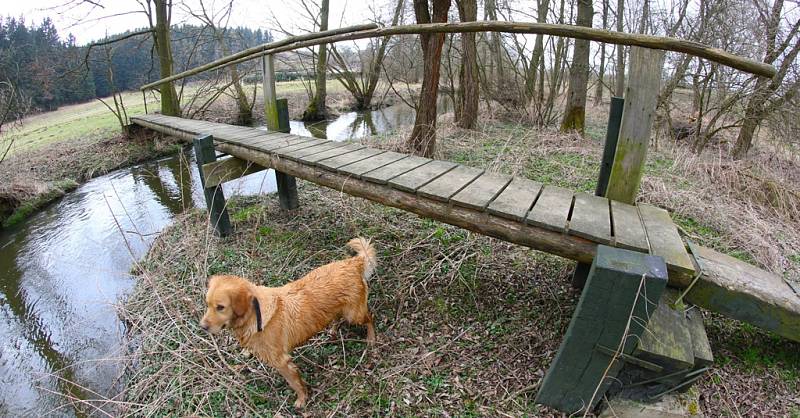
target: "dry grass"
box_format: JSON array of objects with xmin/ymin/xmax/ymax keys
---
[{"xmin": 104, "ymin": 110, "xmax": 800, "ymax": 416}]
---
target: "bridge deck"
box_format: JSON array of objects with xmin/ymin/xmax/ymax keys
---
[{"xmin": 131, "ymin": 114, "xmax": 800, "ymax": 342}]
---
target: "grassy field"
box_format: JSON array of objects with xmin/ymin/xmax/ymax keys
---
[
  {"xmin": 0, "ymin": 80, "xmax": 353, "ymax": 227},
  {"xmin": 114, "ymin": 109, "xmax": 800, "ymax": 416}
]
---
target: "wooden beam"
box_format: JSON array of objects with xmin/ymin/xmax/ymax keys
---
[
  {"xmin": 262, "ymin": 55, "xmax": 280, "ymax": 132},
  {"xmin": 202, "ymin": 157, "xmax": 267, "ymax": 188},
  {"xmin": 605, "ymin": 47, "xmax": 665, "ymax": 204},
  {"xmin": 141, "ymin": 22, "xmax": 774, "ymax": 92},
  {"xmin": 139, "ymin": 23, "xmax": 379, "ymax": 90},
  {"xmin": 193, "ymin": 135, "xmax": 232, "ymax": 236}
]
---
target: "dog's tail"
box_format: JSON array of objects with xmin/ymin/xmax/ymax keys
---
[{"xmin": 347, "ymin": 237, "xmax": 377, "ymax": 281}]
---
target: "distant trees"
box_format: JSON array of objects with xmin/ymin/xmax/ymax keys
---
[{"xmin": 455, "ymin": 0, "xmax": 479, "ymax": 130}]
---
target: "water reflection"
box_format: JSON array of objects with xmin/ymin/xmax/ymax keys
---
[{"xmin": 0, "ymin": 150, "xmax": 274, "ymax": 416}]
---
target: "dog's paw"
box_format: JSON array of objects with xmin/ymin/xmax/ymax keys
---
[{"xmin": 241, "ymin": 349, "xmax": 252, "ymax": 359}]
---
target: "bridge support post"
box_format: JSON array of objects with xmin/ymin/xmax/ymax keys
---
[
  {"xmin": 572, "ymin": 96, "xmax": 625, "ymax": 289},
  {"xmin": 536, "ymin": 245, "xmax": 668, "ymax": 414},
  {"xmin": 193, "ymin": 135, "xmax": 232, "ymax": 237},
  {"xmin": 262, "ymin": 54, "xmax": 299, "ymax": 210}
]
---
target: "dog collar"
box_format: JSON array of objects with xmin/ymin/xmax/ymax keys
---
[{"xmin": 252, "ymin": 297, "xmax": 263, "ymax": 332}]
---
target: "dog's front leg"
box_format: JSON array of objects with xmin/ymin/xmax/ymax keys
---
[{"xmin": 273, "ymin": 354, "xmax": 308, "ymax": 409}]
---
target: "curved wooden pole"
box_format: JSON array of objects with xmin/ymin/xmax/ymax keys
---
[
  {"xmin": 140, "ymin": 23, "xmax": 379, "ymax": 90},
  {"xmin": 141, "ymin": 21, "xmax": 776, "ymax": 91}
]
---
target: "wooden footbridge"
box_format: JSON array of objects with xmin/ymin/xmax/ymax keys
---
[{"xmin": 133, "ymin": 21, "xmax": 798, "ymax": 414}]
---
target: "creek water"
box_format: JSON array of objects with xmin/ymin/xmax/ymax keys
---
[{"xmin": 0, "ymin": 101, "xmax": 419, "ymax": 416}]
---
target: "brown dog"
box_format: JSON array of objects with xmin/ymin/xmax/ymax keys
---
[{"xmin": 200, "ymin": 237, "xmax": 377, "ymax": 408}]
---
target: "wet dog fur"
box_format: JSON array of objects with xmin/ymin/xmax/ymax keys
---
[{"xmin": 200, "ymin": 237, "xmax": 377, "ymax": 409}]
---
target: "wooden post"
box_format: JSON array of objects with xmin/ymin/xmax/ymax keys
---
[
  {"xmin": 572, "ymin": 96, "xmax": 626, "ymax": 289},
  {"xmin": 193, "ymin": 135, "xmax": 232, "ymax": 236},
  {"xmin": 604, "ymin": 47, "xmax": 665, "ymax": 204},
  {"xmin": 262, "ymin": 55, "xmax": 299, "ymax": 210},
  {"xmin": 536, "ymin": 245, "xmax": 668, "ymax": 414}
]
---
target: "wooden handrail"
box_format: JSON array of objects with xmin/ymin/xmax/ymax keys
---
[
  {"xmin": 140, "ymin": 21, "xmax": 776, "ymax": 91},
  {"xmin": 140, "ymin": 23, "xmax": 378, "ymax": 90}
]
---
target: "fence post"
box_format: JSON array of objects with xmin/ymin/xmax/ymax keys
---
[
  {"xmin": 572, "ymin": 96, "xmax": 626, "ymax": 289},
  {"xmin": 262, "ymin": 54, "xmax": 299, "ymax": 210},
  {"xmin": 193, "ymin": 135, "xmax": 232, "ymax": 236},
  {"xmin": 604, "ymin": 47, "xmax": 665, "ymax": 203}
]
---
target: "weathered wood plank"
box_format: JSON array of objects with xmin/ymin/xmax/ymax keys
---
[
  {"xmin": 255, "ymin": 135, "xmax": 318, "ymax": 152},
  {"xmin": 362, "ymin": 155, "xmax": 431, "ymax": 184},
  {"xmin": 240, "ymin": 133, "xmax": 294, "ymax": 149},
  {"xmin": 451, "ymin": 172, "xmax": 512, "ymax": 211},
  {"xmin": 270, "ymin": 138, "xmax": 329, "ymax": 153},
  {"xmin": 638, "ymin": 204, "xmax": 695, "ymax": 276},
  {"xmin": 338, "ymin": 151, "xmax": 407, "ymax": 176},
  {"xmin": 389, "ymin": 160, "xmax": 458, "ymax": 193},
  {"xmin": 611, "ymin": 200, "xmax": 650, "ymax": 252},
  {"xmin": 686, "ymin": 243, "xmax": 800, "ymax": 343},
  {"xmin": 634, "ymin": 289, "xmax": 696, "ymax": 372},
  {"xmin": 527, "ymin": 186, "xmax": 574, "ymax": 233},
  {"xmin": 318, "ymin": 148, "xmax": 385, "ymax": 171},
  {"xmin": 302, "ymin": 144, "xmax": 366, "ymax": 165},
  {"xmin": 605, "ymin": 47, "xmax": 666, "ymax": 203},
  {"xmin": 202, "ymin": 157, "xmax": 267, "ymax": 188},
  {"xmin": 487, "ymin": 177, "xmax": 542, "ymax": 221},
  {"xmin": 418, "ymin": 165, "xmax": 484, "ymax": 202},
  {"xmin": 283, "ymin": 141, "xmax": 346, "ymax": 161},
  {"xmin": 569, "ymin": 193, "xmax": 611, "ymax": 244}
]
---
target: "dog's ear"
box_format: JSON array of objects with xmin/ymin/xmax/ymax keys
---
[{"xmin": 231, "ymin": 283, "xmax": 252, "ymax": 317}]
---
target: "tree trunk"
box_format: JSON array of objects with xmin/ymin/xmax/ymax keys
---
[
  {"xmin": 484, "ymin": 0, "xmax": 504, "ymax": 87},
  {"xmin": 362, "ymin": 0, "xmax": 404, "ymax": 109},
  {"xmin": 614, "ymin": 0, "xmax": 625, "ymax": 97},
  {"xmin": 593, "ymin": 0, "xmax": 608, "ymax": 105},
  {"xmin": 526, "ymin": 0, "xmax": 550, "ymax": 101},
  {"xmin": 153, "ymin": 0, "xmax": 180, "ymax": 116},
  {"xmin": 216, "ymin": 30, "xmax": 251, "ymax": 125},
  {"xmin": 456, "ymin": 0, "xmax": 478, "ymax": 130},
  {"xmin": 303, "ymin": 0, "xmax": 330, "ymax": 121},
  {"xmin": 560, "ymin": 0, "xmax": 593, "ymax": 134},
  {"xmin": 407, "ymin": 0, "xmax": 451, "ymax": 157}
]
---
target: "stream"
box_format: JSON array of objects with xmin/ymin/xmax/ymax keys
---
[{"xmin": 0, "ymin": 101, "xmax": 422, "ymax": 416}]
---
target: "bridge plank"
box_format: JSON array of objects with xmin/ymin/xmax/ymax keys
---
[
  {"xmin": 339, "ymin": 151, "xmax": 408, "ymax": 176},
  {"xmin": 487, "ymin": 177, "xmax": 541, "ymax": 221},
  {"xmin": 418, "ymin": 166, "xmax": 484, "ymax": 202},
  {"xmin": 527, "ymin": 186, "xmax": 574, "ymax": 233},
  {"xmin": 389, "ymin": 160, "xmax": 458, "ymax": 193},
  {"xmin": 283, "ymin": 141, "xmax": 346, "ymax": 161},
  {"xmin": 362, "ymin": 155, "xmax": 431, "ymax": 184},
  {"xmin": 269, "ymin": 138, "xmax": 328, "ymax": 153},
  {"xmin": 451, "ymin": 172, "xmax": 512, "ymax": 211},
  {"xmin": 569, "ymin": 193, "xmax": 611, "ymax": 244},
  {"xmin": 241, "ymin": 133, "xmax": 294, "ymax": 149},
  {"xmin": 611, "ymin": 200, "xmax": 649, "ymax": 252},
  {"xmin": 303, "ymin": 144, "xmax": 366, "ymax": 165},
  {"xmin": 638, "ymin": 204, "xmax": 695, "ymax": 275},
  {"xmin": 318, "ymin": 148, "xmax": 385, "ymax": 171}
]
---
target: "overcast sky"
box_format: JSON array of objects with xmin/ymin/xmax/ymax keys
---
[{"xmin": 4, "ymin": 0, "xmax": 383, "ymax": 45}]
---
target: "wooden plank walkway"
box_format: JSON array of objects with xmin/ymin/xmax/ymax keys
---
[{"xmin": 131, "ymin": 114, "xmax": 800, "ymax": 342}]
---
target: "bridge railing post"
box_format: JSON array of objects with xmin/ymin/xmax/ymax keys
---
[
  {"xmin": 262, "ymin": 54, "xmax": 299, "ymax": 210},
  {"xmin": 604, "ymin": 46, "xmax": 665, "ymax": 203},
  {"xmin": 193, "ymin": 135, "xmax": 232, "ymax": 236}
]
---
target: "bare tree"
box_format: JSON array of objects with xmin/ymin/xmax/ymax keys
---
[
  {"xmin": 407, "ymin": 0, "xmax": 451, "ymax": 157},
  {"xmin": 0, "ymin": 81, "xmax": 31, "ymax": 163},
  {"xmin": 594, "ymin": 0, "xmax": 608, "ymax": 105},
  {"xmin": 151, "ymin": 0, "xmax": 181, "ymax": 116},
  {"xmin": 456, "ymin": 0, "xmax": 479, "ymax": 129},
  {"xmin": 560, "ymin": 0, "xmax": 593, "ymax": 134},
  {"xmin": 329, "ymin": 0, "xmax": 404, "ymax": 110},
  {"xmin": 184, "ymin": 0, "xmax": 254, "ymax": 124},
  {"xmin": 733, "ymin": 0, "xmax": 800, "ymax": 159},
  {"xmin": 303, "ymin": 0, "xmax": 330, "ymax": 121}
]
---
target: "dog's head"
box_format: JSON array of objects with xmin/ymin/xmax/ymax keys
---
[{"xmin": 200, "ymin": 274, "xmax": 254, "ymax": 334}]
